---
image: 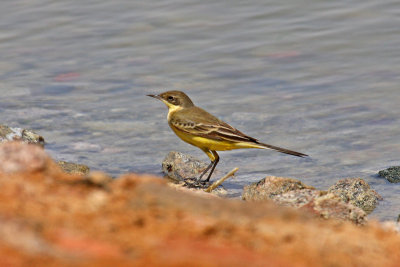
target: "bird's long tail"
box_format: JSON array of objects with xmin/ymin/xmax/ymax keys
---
[{"xmin": 257, "ymin": 142, "xmax": 308, "ymax": 157}]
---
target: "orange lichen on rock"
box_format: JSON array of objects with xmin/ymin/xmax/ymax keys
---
[{"xmin": 0, "ymin": 141, "xmax": 399, "ymax": 267}]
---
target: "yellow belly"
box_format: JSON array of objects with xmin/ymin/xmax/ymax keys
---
[{"xmin": 171, "ymin": 125, "xmax": 262, "ymax": 151}]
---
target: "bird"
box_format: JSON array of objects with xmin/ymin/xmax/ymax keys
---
[{"xmin": 148, "ymin": 91, "xmax": 307, "ymax": 182}]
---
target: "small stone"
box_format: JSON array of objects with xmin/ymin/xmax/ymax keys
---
[
  {"xmin": 0, "ymin": 125, "xmax": 44, "ymax": 147},
  {"xmin": 378, "ymin": 166, "xmax": 400, "ymax": 183},
  {"xmin": 57, "ymin": 161, "xmax": 90, "ymax": 176},
  {"xmin": 242, "ymin": 176, "xmax": 314, "ymax": 201},
  {"xmin": 21, "ymin": 129, "xmax": 45, "ymax": 147},
  {"xmin": 328, "ymin": 178, "xmax": 382, "ymax": 214},
  {"xmin": 162, "ymin": 151, "xmax": 210, "ymax": 181}
]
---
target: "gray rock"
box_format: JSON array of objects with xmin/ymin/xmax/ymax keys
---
[
  {"xmin": 242, "ymin": 176, "xmax": 315, "ymax": 201},
  {"xmin": 162, "ymin": 151, "xmax": 210, "ymax": 182},
  {"xmin": 378, "ymin": 166, "xmax": 400, "ymax": 183},
  {"xmin": 271, "ymin": 189, "xmax": 367, "ymax": 224},
  {"xmin": 310, "ymin": 193, "xmax": 367, "ymax": 225},
  {"xmin": 328, "ymin": 178, "xmax": 382, "ymax": 214},
  {"xmin": 242, "ymin": 176, "xmax": 367, "ymax": 224},
  {"xmin": 57, "ymin": 161, "xmax": 90, "ymax": 176},
  {"xmin": 271, "ymin": 189, "xmax": 322, "ymax": 208},
  {"xmin": 0, "ymin": 125, "xmax": 44, "ymax": 147}
]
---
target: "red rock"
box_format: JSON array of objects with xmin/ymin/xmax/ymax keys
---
[
  {"xmin": 0, "ymin": 141, "xmax": 49, "ymax": 174},
  {"xmin": 51, "ymin": 229, "xmax": 124, "ymax": 258},
  {"xmin": 0, "ymin": 142, "xmax": 398, "ymax": 266}
]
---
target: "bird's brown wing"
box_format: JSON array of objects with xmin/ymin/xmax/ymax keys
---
[
  {"xmin": 170, "ymin": 106, "xmax": 258, "ymax": 143},
  {"xmin": 170, "ymin": 106, "xmax": 308, "ymax": 158}
]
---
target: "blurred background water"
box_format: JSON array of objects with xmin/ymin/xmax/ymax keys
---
[{"xmin": 0, "ymin": 0, "xmax": 399, "ymax": 220}]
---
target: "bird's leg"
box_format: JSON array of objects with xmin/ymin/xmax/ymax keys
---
[
  {"xmin": 198, "ymin": 161, "xmax": 214, "ymax": 181},
  {"xmin": 204, "ymin": 151, "xmax": 219, "ymax": 182},
  {"xmin": 198, "ymin": 150, "xmax": 219, "ymax": 182}
]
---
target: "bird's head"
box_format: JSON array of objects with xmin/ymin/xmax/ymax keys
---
[{"xmin": 147, "ymin": 90, "xmax": 194, "ymax": 109}]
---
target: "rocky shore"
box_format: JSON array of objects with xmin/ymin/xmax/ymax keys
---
[
  {"xmin": 0, "ymin": 126, "xmax": 399, "ymax": 266},
  {"xmin": 163, "ymin": 151, "xmax": 383, "ymax": 225}
]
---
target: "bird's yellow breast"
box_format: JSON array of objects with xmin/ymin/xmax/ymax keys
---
[
  {"xmin": 169, "ymin": 123, "xmax": 261, "ymax": 151},
  {"xmin": 166, "ymin": 105, "xmax": 264, "ymax": 151}
]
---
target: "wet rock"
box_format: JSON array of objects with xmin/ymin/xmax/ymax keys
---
[
  {"xmin": 242, "ymin": 176, "xmax": 315, "ymax": 201},
  {"xmin": 271, "ymin": 189, "xmax": 322, "ymax": 208},
  {"xmin": 57, "ymin": 160, "xmax": 90, "ymax": 176},
  {"xmin": 268, "ymin": 189, "xmax": 367, "ymax": 224},
  {"xmin": 0, "ymin": 124, "xmax": 44, "ymax": 147},
  {"xmin": 378, "ymin": 166, "xmax": 400, "ymax": 183},
  {"xmin": 328, "ymin": 178, "xmax": 383, "ymax": 214},
  {"xmin": 162, "ymin": 151, "xmax": 210, "ymax": 181},
  {"xmin": 242, "ymin": 177, "xmax": 368, "ymax": 224},
  {"xmin": 308, "ymin": 193, "xmax": 367, "ymax": 225}
]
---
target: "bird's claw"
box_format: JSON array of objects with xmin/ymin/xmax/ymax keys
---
[{"xmin": 183, "ymin": 177, "xmax": 210, "ymax": 189}]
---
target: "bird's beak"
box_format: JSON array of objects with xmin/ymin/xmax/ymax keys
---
[{"xmin": 147, "ymin": 94, "xmax": 162, "ymax": 100}]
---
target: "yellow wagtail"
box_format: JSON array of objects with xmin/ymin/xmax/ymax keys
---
[{"xmin": 148, "ymin": 91, "xmax": 308, "ymax": 182}]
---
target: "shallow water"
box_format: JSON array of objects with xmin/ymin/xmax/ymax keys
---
[{"xmin": 1, "ymin": 0, "xmax": 399, "ymax": 220}]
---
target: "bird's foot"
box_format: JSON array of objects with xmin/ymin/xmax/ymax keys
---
[{"xmin": 183, "ymin": 177, "xmax": 210, "ymax": 189}]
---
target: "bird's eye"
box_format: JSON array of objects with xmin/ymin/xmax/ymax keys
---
[{"xmin": 167, "ymin": 96, "xmax": 174, "ymax": 101}]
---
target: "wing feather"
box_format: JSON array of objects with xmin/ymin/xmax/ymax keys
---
[
  {"xmin": 170, "ymin": 111, "xmax": 257, "ymax": 143},
  {"xmin": 168, "ymin": 106, "xmax": 307, "ymax": 158}
]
